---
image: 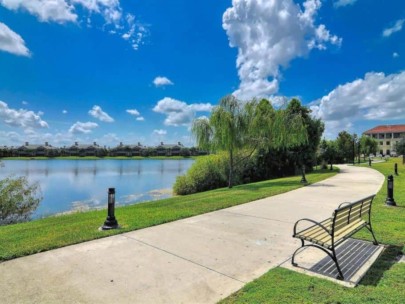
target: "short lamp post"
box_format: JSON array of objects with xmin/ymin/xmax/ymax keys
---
[
  {"xmin": 101, "ymin": 188, "xmax": 119, "ymax": 230},
  {"xmin": 394, "ymin": 163, "xmax": 398, "ymax": 175},
  {"xmin": 369, "ymin": 158, "xmax": 372, "ymax": 166},
  {"xmin": 300, "ymin": 165, "xmax": 308, "ymax": 184},
  {"xmin": 352, "ymin": 135, "xmax": 355, "ymax": 165},
  {"xmin": 385, "ymin": 175, "xmax": 397, "ymax": 206}
]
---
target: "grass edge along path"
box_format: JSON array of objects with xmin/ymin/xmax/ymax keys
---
[
  {"xmin": 220, "ymin": 159, "xmax": 405, "ymax": 304},
  {"xmin": 0, "ymin": 168, "xmax": 337, "ymax": 262}
]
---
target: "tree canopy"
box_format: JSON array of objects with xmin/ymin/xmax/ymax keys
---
[{"xmin": 192, "ymin": 95, "xmax": 308, "ymax": 188}]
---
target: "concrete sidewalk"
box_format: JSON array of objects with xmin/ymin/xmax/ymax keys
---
[{"xmin": 0, "ymin": 165, "xmax": 384, "ymax": 304}]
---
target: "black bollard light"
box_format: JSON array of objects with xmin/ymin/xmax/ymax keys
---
[
  {"xmin": 385, "ymin": 175, "xmax": 397, "ymax": 206},
  {"xmin": 369, "ymin": 158, "xmax": 372, "ymax": 166},
  {"xmin": 394, "ymin": 163, "xmax": 398, "ymax": 175},
  {"xmin": 300, "ymin": 165, "xmax": 308, "ymax": 184},
  {"xmin": 101, "ymin": 188, "xmax": 119, "ymax": 230}
]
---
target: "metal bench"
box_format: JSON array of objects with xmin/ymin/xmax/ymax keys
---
[{"xmin": 291, "ymin": 195, "xmax": 378, "ymax": 280}]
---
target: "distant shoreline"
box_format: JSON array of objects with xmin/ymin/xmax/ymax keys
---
[{"xmin": 0, "ymin": 156, "xmax": 198, "ymax": 160}]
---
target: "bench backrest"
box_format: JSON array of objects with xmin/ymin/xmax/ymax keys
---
[{"xmin": 332, "ymin": 194, "xmax": 375, "ymax": 232}]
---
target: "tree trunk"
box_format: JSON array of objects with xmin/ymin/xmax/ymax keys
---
[{"xmin": 228, "ymin": 149, "xmax": 233, "ymax": 188}]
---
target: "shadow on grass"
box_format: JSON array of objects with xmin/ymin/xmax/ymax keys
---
[
  {"xmin": 235, "ymin": 180, "xmax": 300, "ymax": 191},
  {"xmin": 359, "ymin": 244, "xmax": 403, "ymax": 286}
]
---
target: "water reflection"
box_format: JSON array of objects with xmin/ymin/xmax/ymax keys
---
[{"xmin": 0, "ymin": 159, "xmax": 194, "ymax": 218}]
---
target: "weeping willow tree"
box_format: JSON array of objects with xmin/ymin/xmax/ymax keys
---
[{"xmin": 192, "ymin": 95, "xmax": 308, "ymax": 188}]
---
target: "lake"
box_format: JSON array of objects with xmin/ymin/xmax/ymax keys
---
[{"xmin": 0, "ymin": 159, "xmax": 194, "ymax": 219}]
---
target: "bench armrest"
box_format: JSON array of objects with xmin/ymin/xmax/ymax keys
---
[
  {"xmin": 293, "ymin": 218, "xmax": 330, "ymax": 236},
  {"xmin": 338, "ymin": 202, "xmax": 351, "ymax": 208}
]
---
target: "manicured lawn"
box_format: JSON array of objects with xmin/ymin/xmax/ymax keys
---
[
  {"xmin": 0, "ymin": 168, "xmax": 337, "ymax": 261},
  {"xmin": 220, "ymin": 158, "xmax": 405, "ymax": 304}
]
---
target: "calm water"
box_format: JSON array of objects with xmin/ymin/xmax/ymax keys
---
[{"xmin": 0, "ymin": 159, "xmax": 194, "ymax": 218}]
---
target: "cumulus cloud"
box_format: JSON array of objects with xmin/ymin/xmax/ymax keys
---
[
  {"xmin": 0, "ymin": 22, "xmax": 30, "ymax": 56},
  {"xmin": 393, "ymin": 52, "xmax": 399, "ymax": 58},
  {"xmin": 88, "ymin": 105, "xmax": 114, "ymax": 122},
  {"xmin": 62, "ymin": 109, "xmax": 68, "ymax": 114},
  {"xmin": 0, "ymin": 0, "xmax": 148, "ymax": 50},
  {"xmin": 126, "ymin": 108, "xmax": 144, "ymax": 121},
  {"xmin": 0, "ymin": 0, "xmax": 77, "ymax": 23},
  {"xmin": 153, "ymin": 97, "xmax": 213, "ymax": 127},
  {"xmin": 383, "ymin": 19, "xmax": 404, "ymax": 37},
  {"xmin": 153, "ymin": 76, "xmax": 174, "ymax": 87},
  {"xmin": 222, "ymin": 0, "xmax": 341, "ymax": 100},
  {"xmin": 126, "ymin": 109, "xmax": 140, "ymax": 116},
  {"xmin": 334, "ymin": 0, "xmax": 357, "ymax": 8},
  {"xmin": 72, "ymin": 0, "xmax": 121, "ymax": 24},
  {"xmin": 152, "ymin": 129, "xmax": 167, "ymax": 136},
  {"xmin": 311, "ymin": 71, "xmax": 405, "ymax": 138},
  {"xmin": 69, "ymin": 121, "xmax": 98, "ymax": 134},
  {"xmin": 0, "ymin": 100, "xmax": 49, "ymax": 129}
]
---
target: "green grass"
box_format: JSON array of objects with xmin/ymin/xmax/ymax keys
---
[
  {"xmin": 0, "ymin": 168, "xmax": 337, "ymax": 261},
  {"xmin": 220, "ymin": 158, "xmax": 405, "ymax": 304}
]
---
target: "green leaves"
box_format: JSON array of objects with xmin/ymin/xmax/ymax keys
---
[
  {"xmin": 0, "ymin": 176, "xmax": 42, "ymax": 225},
  {"xmin": 192, "ymin": 95, "xmax": 311, "ymax": 188}
]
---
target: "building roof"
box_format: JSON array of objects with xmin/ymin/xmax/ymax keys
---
[
  {"xmin": 363, "ymin": 124, "xmax": 405, "ymax": 134},
  {"xmin": 17, "ymin": 144, "xmax": 57, "ymax": 150}
]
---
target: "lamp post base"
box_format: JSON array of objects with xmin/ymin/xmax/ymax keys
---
[
  {"xmin": 385, "ymin": 198, "xmax": 397, "ymax": 206},
  {"xmin": 100, "ymin": 216, "xmax": 119, "ymax": 230}
]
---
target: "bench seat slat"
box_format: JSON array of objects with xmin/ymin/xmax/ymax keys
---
[{"xmin": 295, "ymin": 218, "xmax": 366, "ymax": 248}]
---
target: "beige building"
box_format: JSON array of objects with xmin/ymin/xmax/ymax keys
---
[{"xmin": 363, "ymin": 124, "xmax": 405, "ymax": 155}]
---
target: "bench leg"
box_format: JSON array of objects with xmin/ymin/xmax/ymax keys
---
[
  {"xmin": 292, "ymin": 243, "xmax": 345, "ymax": 280},
  {"xmin": 331, "ymin": 247, "xmax": 344, "ymax": 280},
  {"xmin": 366, "ymin": 224, "xmax": 379, "ymax": 245},
  {"xmin": 291, "ymin": 239, "xmax": 305, "ymax": 267}
]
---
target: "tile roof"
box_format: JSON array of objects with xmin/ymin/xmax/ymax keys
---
[{"xmin": 363, "ymin": 124, "xmax": 405, "ymax": 134}]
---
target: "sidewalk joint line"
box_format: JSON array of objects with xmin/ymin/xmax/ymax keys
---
[
  {"xmin": 120, "ymin": 234, "xmax": 247, "ymax": 284},
  {"xmin": 219, "ymin": 210, "xmax": 294, "ymax": 224}
]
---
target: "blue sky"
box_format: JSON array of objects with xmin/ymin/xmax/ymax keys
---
[{"xmin": 0, "ymin": 0, "xmax": 404, "ymax": 147}]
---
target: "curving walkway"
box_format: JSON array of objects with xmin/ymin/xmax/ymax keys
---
[{"xmin": 0, "ymin": 165, "xmax": 384, "ymax": 304}]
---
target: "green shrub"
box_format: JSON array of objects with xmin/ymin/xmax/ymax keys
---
[
  {"xmin": 0, "ymin": 176, "xmax": 42, "ymax": 225},
  {"xmin": 174, "ymin": 153, "xmax": 229, "ymax": 195}
]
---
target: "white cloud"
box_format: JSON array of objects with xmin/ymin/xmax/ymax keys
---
[
  {"xmin": 152, "ymin": 129, "xmax": 167, "ymax": 136},
  {"xmin": 383, "ymin": 19, "xmax": 404, "ymax": 37},
  {"xmin": 0, "ymin": 1, "xmax": 148, "ymax": 50},
  {"xmin": 153, "ymin": 76, "xmax": 174, "ymax": 87},
  {"xmin": 62, "ymin": 109, "xmax": 68, "ymax": 114},
  {"xmin": 69, "ymin": 121, "xmax": 98, "ymax": 134},
  {"xmin": 222, "ymin": 0, "xmax": 341, "ymax": 100},
  {"xmin": 97, "ymin": 132, "xmax": 120, "ymax": 145},
  {"xmin": 153, "ymin": 97, "xmax": 213, "ymax": 127},
  {"xmin": 88, "ymin": 105, "xmax": 114, "ymax": 122},
  {"xmin": 121, "ymin": 13, "xmax": 148, "ymax": 50},
  {"xmin": 311, "ymin": 71, "xmax": 405, "ymax": 138},
  {"xmin": 393, "ymin": 52, "xmax": 399, "ymax": 58},
  {"xmin": 0, "ymin": 100, "xmax": 49, "ymax": 129},
  {"xmin": 334, "ymin": 0, "xmax": 357, "ymax": 8},
  {"xmin": 0, "ymin": 0, "xmax": 77, "ymax": 23},
  {"xmin": 0, "ymin": 22, "xmax": 30, "ymax": 56},
  {"xmin": 72, "ymin": 0, "xmax": 121, "ymax": 24},
  {"xmin": 126, "ymin": 109, "xmax": 140, "ymax": 116},
  {"xmin": 0, "ymin": 130, "xmax": 22, "ymax": 145},
  {"xmin": 126, "ymin": 108, "xmax": 144, "ymax": 121}
]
